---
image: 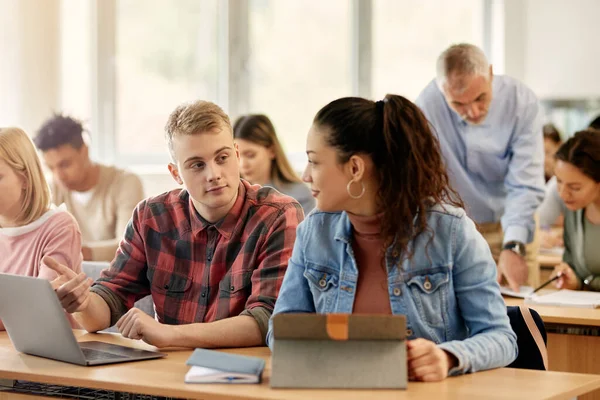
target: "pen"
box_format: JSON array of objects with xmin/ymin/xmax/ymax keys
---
[{"xmin": 532, "ymin": 272, "xmax": 564, "ymax": 293}]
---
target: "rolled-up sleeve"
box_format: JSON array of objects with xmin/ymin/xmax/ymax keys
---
[
  {"xmin": 90, "ymin": 200, "xmax": 150, "ymax": 326},
  {"xmin": 438, "ymin": 214, "xmax": 518, "ymax": 374},
  {"xmin": 243, "ymin": 202, "xmax": 303, "ymax": 340}
]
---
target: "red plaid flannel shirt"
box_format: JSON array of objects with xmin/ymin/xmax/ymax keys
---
[{"xmin": 91, "ymin": 180, "xmax": 303, "ymax": 335}]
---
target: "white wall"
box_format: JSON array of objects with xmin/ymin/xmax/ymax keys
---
[
  {"xmin": 0, "ymin": 0, "xmax": 61, "ymax": 133},
  {"xmin": 128, "ymin": 166, "xmax": 179, "ymax": 198},
  {"xmin": 504, "ymin": 0, "xmax": 600, "ymax": 100}
]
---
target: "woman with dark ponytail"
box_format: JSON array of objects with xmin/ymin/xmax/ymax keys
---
[{"xmin": 266, "ymin": 94, "xmax": 517, "ymax": 381}]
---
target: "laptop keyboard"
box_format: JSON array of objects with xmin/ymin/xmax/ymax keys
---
[{"xmin": 81, "ymin": 347, "xmax": 128, "ymax": 361}]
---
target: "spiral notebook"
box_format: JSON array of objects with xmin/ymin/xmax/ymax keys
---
[{"xmin": 185, "ymin": 349, "xmax": 265, "ymax": 384}]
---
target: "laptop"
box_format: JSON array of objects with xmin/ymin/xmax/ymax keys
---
[{"xmin": 0, "ymin": 273, "xmax": 166, "ymax": 366}]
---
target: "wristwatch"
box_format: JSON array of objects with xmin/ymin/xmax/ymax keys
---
[
  {"xmin": 503, "ymin": 241, "xmax": 526, "ymax": 258},
  {"xmin": 582, "ymin": 274, "xmax": 595, "ymax": 290}
]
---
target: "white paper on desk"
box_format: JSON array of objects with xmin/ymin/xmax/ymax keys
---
[
  {"xmin": 525, "ymin": 289, "xmax": 600, "ymax": 308},
  {"xmin": 539, "ymin": 246, "xmax": 564, "ymax": 256},
  {"xmin": 185, "ymin": 366, "xmax": 259, "ymax": 384},
  {"xmin": 500, "ymin": 286, "xmax": 535, "ymax": 298}
]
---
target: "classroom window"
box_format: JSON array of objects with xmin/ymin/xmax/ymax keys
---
[
  {"xmin": 115, "ymin": 0, "xmax": 219, "ymax": 160},
  {"xmin": 371, "ymin": 0, "xmax": 484, "ymax": 101},
  {"xmin": 60, "ymin": 0, "xmax": 93, "ymax": 128},
  {"xmin": 246, "ymin": 0, "xmax": 352, "ymax": 165}
]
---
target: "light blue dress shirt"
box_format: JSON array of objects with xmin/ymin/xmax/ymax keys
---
[{"xmin": 416, "ymin": 76, "xmax": 545, "ymax": 244}]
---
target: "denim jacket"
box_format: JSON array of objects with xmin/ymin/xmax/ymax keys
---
[{"xmin": 267, "ymin": 204, "xmax": 517, "ymax": 375}]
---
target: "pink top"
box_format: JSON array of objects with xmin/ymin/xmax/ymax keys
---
[
  {"xmin": 347, "ymin": 212, "xmax": 392, "ymax": 315},
  {"xmin": 0, "ymin": 206, "xmax": 83, "ymax": 328}
]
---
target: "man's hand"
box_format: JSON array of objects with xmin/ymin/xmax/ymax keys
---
[
  {"xmin": 116, "ymin": 308, "xmax": 177, "ymax": 348},
  {"xmin": 497, "ymin": 250, "xmax": 528, "ymax": 292},
  {"xmin": 553, "ymin": 262, "xmax": 581, "ymax": 290},
  {"xmin": 407, "ymin": 338, "xmax": 456, "ymax": 382},
  {"xmin": 44, "ymin": 256, "xmax": 93, "ymax": 313}
]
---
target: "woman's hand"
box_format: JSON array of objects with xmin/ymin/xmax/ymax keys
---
[
  {"xmin": 553, "ymin": 262, "xmax": 581, "ymax": 290},
  {"xmin": 407, "ymin": 338, "xmax": 457, "ymax": 382}
]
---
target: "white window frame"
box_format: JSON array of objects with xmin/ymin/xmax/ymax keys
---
[{"xmin": 89, "ymin": 0, "xmax": 496, "ymax": 168}]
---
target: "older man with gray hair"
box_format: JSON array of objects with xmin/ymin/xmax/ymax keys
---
[{"xmin": 416, "ymin": 43, "xmax": 545, "ymax": 292}]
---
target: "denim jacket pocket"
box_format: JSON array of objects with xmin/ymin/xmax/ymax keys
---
[
  {"xmin": 303, "ymin": 263, "xmax": 339, "ymax": 312},
  {"xmin": 406, "ymin": 268, "xmax": 449, "ymax": 328}
]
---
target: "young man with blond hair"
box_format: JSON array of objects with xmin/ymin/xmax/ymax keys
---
[
  {"xmin": 416, "ymin": 43, "xmax": 545, "ymax": 292},
  {"xmin": 45, "ymin": 100, "xmax": 304, "ymax": 348}
]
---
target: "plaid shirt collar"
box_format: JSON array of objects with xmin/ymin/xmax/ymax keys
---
[{"xmin": 188, "ymin": 180, "xmax": 246, "ymax": 239}]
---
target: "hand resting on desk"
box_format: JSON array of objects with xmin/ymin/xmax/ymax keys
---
[
  {"xmin": 407, "ymin": 338, "xmax": 457, "ymax": 382},
  {"xmin": 497, "ymin": 250, "xmax": 528, "ymax": 293},
  {"xmin": 116, "ymin": 308, "xmax": 175, "ymax": 348}
]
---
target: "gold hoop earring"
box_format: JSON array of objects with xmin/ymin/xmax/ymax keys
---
[{"xmin": 346, "ymin": 180, "xmax": 365, "ymax": 199}]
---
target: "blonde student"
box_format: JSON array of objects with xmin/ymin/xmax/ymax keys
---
[
  {"xmin": 0, "ymin": 127, "xmax": 83, "ymax": 330},
  {"xmin": 43, "ymin": 101, "xmax": 302, "ymax": 348},
  {"xmin": 234, "ymin": 114, "xmax": 315, "ymax": 214},
  {"xmin": 552, "ymin": 131, "xmax": 600, "ymax": 291},
  {"xmin": 267, "ymin": 95, "xmax": 517, "ymax": 381}
]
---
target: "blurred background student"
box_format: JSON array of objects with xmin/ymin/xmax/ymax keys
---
[
  {"xmin": 539, "ymin": 123, "xmax": 564, "ymax": 248},
  {"xmin": 34, "ymin": 114, "xmax": 144, "ymax": 262},
  {"xmin": 543, "ymin": 123, "xmax": 563, "ymax": 183},
  {"xmin": 0, "ymin": 127, "xmax": 82, "ymax": 330},
  {"xmin": 234, "ymin": 114, "xmax": 315, "ymax": 214}
]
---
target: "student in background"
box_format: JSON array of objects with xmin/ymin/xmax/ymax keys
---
[
  {"xmin": 552, "ymin": 131, "xmax": 600, "ymax": 291},
  {"xmin": 543, "ymin": 124, "xmax": 562, "ymax": 182},
  {"xmin": 234, "ymin": 114, "xmax": 315, "ymax": 214},
  {"xmin": 44, "ymin": 101, "xmax": 303, "ymax": 349},
  {"xmin": 0, "ymin": 127, "xmax": 82, "ymax": 330},
  {"xmin": 539, "ymin": 124, "xmax": 564, "ymax": 248},
  {"xmin": 416, "ymin": 43, "xmax": 545, "ymax": 291},
  {"xmin": 34, "ymin": 114, "xmax": 144, "ymax": 262},
  {"xmin": 267, "ymin": 95, "xmax": 517, "ymax": 381}
]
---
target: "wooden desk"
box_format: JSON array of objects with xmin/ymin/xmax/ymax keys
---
[
  {"xmin": 1, "ymin": 331, "xmax": 600, "ymax": 400},
  {"xmin": 506, "ymin": 297, "xmax": 600, "ymax": 400}
]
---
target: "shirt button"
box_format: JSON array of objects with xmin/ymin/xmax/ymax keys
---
[
  {"xmin": 393, "ymin": 287, "xmax": 401, "ymax": 296},
  {"xmin": 230, "ymin": 286, "xmax": 235, "ymax": 291},
  {"xmin": 163, "ymin": 284, "xmax": 169, "ymax": 290},
  {"xmin": 201, "ymin": 292, "xmax": 206, "ymax": 297},
  {"xmin": 406, "ymin": 329, "xmax": 413, "ymax": 337},
  {"xmin": 319, "ymin": 279, "xmax": 327, "ymax": 288}
]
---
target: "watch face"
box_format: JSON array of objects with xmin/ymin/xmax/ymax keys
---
[{"xmin": 505, "ymin": 242, "xmax": 525, "ymax": 257}]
